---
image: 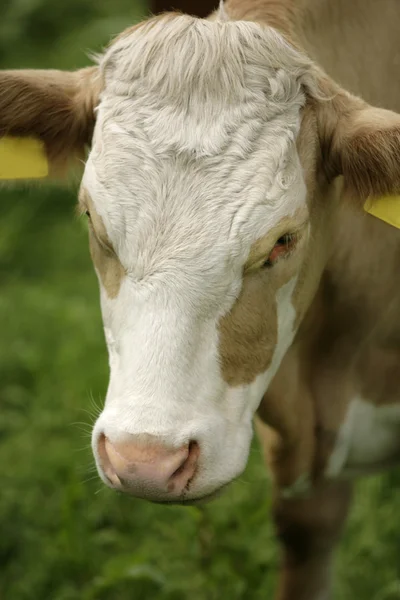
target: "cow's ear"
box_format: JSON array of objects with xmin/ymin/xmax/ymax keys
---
[
  {"xmin": 0, "ymin": 67, "xmax": 101, "ymax": 179},
  {"xmin": 317, "ymin": 80, "xmax": 400, "ymax": 201}
]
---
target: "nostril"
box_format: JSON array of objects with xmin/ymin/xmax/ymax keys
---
[
  {"xmin": 173, "ymin": 441, "xmax": 199, "ymax": 477},
  {"xmin": 168, "ymin": 440, "xmax": 200, "ymax": 493},
  {"xmin": 96, "ymin": 432, "xmax": 123, "ymax": 487}
]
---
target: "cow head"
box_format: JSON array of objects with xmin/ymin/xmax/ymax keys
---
[{"xmin": 2, "ymin": 13, "xmax": 400, "ymax": 503}]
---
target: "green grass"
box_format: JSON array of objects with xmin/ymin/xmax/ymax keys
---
[{"xmin": 1, "ymin": 2, "xmax": 400, "ymax": 598}]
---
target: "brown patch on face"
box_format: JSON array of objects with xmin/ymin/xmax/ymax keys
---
[
  {"xmin": 219, "ymin": 270, "xmax": 279, "ymax": 386},
  {"xmin": 79, "ymin": 189, "xmax": 125, "ymax": 299},
  {"xmin": 219, "ymin": 218, "xmax": 308, "ymax": 387},
  {"xmin": 218, "ymin": 101, "xmax": 326, "ymax": 389}
]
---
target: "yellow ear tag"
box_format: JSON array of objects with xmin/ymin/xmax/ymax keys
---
[
  {"xmin": 364, "ymin": 195, "xmax": 400, "ymax": 229},
  {"xmin": 0, "ymin": 136, "xmax": 48, "ymax": 180}
]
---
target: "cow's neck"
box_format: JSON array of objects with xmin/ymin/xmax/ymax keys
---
[{"xmin": 318, "ymin": 198, "xmax": 400, "ymax": 409}]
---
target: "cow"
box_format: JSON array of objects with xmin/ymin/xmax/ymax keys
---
[{"xmin": 1, "ymin": 1, "xmax": 400, "ymax": 598}]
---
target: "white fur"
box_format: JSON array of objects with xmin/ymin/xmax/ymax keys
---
[
  {"xmin": 89, "ymin": 15, "xmax": 315, "ymax": 499},
  {"xmin": 326, "ymin": 397, "xmax": 400, "ymax": 478},
  {"xmin": 217, "ymin": 0, "xmax": 229, "ymax": 22}
]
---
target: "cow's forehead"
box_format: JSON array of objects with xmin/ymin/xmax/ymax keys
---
[
  {"xmin": 85, "ymin": 133, "xmax": 307, "ymax": 273},
  {"xmin": 83, "ymin": 15, "xmax": 315, "ymax": 274}
]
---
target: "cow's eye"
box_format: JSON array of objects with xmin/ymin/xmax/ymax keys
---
[
  {"xmin": 85, "ymin": 210, "xmax": 91, "ymax": 218},
  {"xmin": 263, "ymin": 233, "xmax": 295, "ymax": 268}
]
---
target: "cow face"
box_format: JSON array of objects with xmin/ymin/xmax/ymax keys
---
[
  {"xmin": 85, "ymin": 15, "xmax": 319, "ymax": 502},
  {"xmin": 2, "ymin": 13, "xmax": 400, "ymax": 503}
]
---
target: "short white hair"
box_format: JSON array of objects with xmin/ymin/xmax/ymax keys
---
[{"xmin": 100, "ymin": 13, "xmax": 318, "ymax": 121}]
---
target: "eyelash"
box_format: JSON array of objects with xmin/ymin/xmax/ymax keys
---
[{"xmin": 263, "ymin": 233, "xmax": 296, "ymax": 268}]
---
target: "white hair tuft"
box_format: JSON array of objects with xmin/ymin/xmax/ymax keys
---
[{"xmin": 217, "ymin": 0, "xmax": 229, "ymax": 22}]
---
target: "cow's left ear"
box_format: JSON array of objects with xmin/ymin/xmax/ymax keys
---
[{"xmin": 317, "ymin": 81, "xmax": 400, "ymax": 201}]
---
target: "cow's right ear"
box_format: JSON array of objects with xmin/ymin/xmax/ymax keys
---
[{"xmin": 0, "ymin": 67, "xmax": 101, "ymax": 179}]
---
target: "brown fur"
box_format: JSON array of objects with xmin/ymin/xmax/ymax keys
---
[
  {"xmin": 219, "ymin": 268, "xmax": 280, "ymax": 385},
  {"xmin": 316, "ymin": 86, "xmax": 400, "ymax": 200},
  {"xmin": 272, "ymin": 480, "xmax": 352, "ymax": 600},
  {"xmin": 299, "ymin": 0, "xmax": 400, "ymax": 111},
  {"xmin": 216, "ymin": 1, "xmax": 400, "ymax": 597},
  {"xmin": 79, "ymin": 189, "xmax": 125, "ymax": 299},
  {"xmin": 0, "ymin": 67, "xmax": 101, "ymax": 175},
  {"xmin": 218, "ymin": 215, "xmax": 310, "ymax": 386},
  {"xmin": 225, "ymin": 0, "xmax": 301, "ymax": 41},
  {"xmin": 338, "ymin": 118, "xmax": 400, "ymax": 200}
]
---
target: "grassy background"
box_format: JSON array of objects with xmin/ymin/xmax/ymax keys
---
[{"xmin": 1, "ymin": 2, "xmax": 400, "ymax": 598}]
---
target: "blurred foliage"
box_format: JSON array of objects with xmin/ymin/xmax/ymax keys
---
[
  {"xmin": 0, "ymin": 0, "xmax": 147, "ymax": 69},
  {"xmin": 1, "ymin": 1, "xmax": 400, "ymax": 599}
]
